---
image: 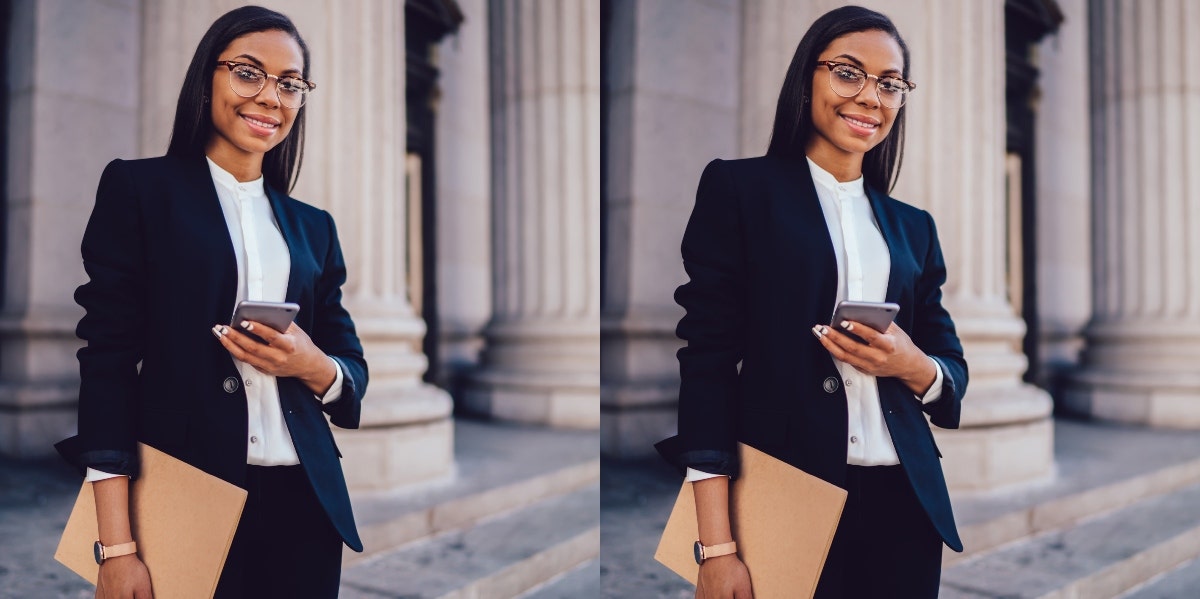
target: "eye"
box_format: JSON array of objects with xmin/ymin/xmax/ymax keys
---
[
  {"xmin": 278, "ymin": 78, "xmax": 310, "ymax": 94},
  {"xmin": 878, "ymin": 78, "xmax": 909, "ymax": 94},
  {"xmin": 832, "ymin": 65, "xmax": 864, "ymax": 82},
  {"xmin": 233, "ymin": 65, "xmax": 265, "ymax": 82}
]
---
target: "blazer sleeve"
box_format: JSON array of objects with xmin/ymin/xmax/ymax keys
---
[
  {"xmin": 55, "ymin": 159, "xmax": 146, "ymax": 477},
  {"xmin": 311, "ymin": 210, "xmax": 368, "ymax": 429},
  {"xmin": 911, "ymin": 210, "xmax": 968, "ymax": 429},
  {"xmin": 660, "ymin": 159, "xmax": 746, "ymax": 477}
]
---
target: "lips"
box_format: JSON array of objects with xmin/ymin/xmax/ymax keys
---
[
  {"xmin": 240, "ymin": 113, "xmax": 280, "ymax": 136},
  {"xmin": 840, "ymin": 113, "xmax": 880, "ymax": 136}
]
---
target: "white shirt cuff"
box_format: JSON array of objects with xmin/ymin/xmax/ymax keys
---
[
  {"xmin": 686, "ymin": 467, "xmax": 728, "ymax": 482},
  {"xmin": 918, "ymin": 357, "xmax": 945, "ymax": 405},
  {"xmin": 317, "ymin": 357, "xmax": 344, "ymax": 405},
  {"xmin": 85, "ymin": 468, "xmax": 128, "ymax": 483}
]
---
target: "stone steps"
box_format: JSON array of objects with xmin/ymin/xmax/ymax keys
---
[
  {"xmin": 947, "ymin": 419, "xmax": 1200, "ymax": 568},
  {"xmin": 517, "ymin": 558, "xmax": 600, "ymax": 599},
  {"xmin": 940, "ymin": 481, "xmax": 1200, "ymax": 598},
  {"xmin": 1119, "ymin": 556, "xmax": 1200, "ymax": 598},
  {"xmin": 340, "ymin": 486, "xmax": 599, "ymax": 599},
  {"xmin": 347, "ymin": 419, "xmax": 598, "ymax": 566}
]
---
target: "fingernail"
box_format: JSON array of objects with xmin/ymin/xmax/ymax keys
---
[
  {"xmin": 219, "ymin": 325, "xmax": 229, "ymax": 335},
  {"xmin": 240, "ymin": 320, "xmax": 254, "ymax": 331},
  {"xmin": 211, "ymin": 325, "xmax": 224, "ymax": 338},
  {"xmin": 811, "ymin": 325, "xmax": 824, "ymax": 339},
  {"xmin": 841, "ymin": 320, "xmax": 854, "ymax": 331}
]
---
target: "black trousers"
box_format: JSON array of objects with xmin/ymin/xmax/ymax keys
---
[
  {"xmin": 214, "ymin": 465, "xmax": 344, "ymax": 598},
  {"xmin": 814, "ymin": 465, "xmax": 944, "ymax": 598}
]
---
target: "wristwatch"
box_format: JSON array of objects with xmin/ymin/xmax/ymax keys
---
[
  {"xmin": 94, "ymin": 540, "xmax": 137, "ymax": 565},
  {"xmin": 693, "ymin": 540, "xmax": 738, "ymax": 565}
]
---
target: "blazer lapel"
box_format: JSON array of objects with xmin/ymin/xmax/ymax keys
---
[
  {"xmin": 264, "ymin": 184, "xmax": 303, "ymax": 304},
  {"xmin": 865, "ymin": 184, "xmax": 901, "ymax": 304},
  {"xmin": 180, "ymin": 156, "xmax": 241, "ymax": 317},
  {"xmin": 770, "ymin": 156, "xmax": 840, "ymax": 317}
]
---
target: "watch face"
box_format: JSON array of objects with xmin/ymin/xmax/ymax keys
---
[
  {"xmin": 94, "ymin": 541, "xmax": 104, "ymax": 565},
  {"xmin": 693, "ymin": 540, "xmax": 704, "ymax": 565}
]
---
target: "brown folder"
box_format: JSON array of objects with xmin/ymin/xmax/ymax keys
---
[
  {"xmin": 55, "ymin": 443, "xmax": 247, "ymax": 598},
  {"xmin": 654, "ymin": 443, "xmax": 848, "ymax": 599}
]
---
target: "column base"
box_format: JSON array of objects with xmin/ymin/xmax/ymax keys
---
[
  {"xmin": 600, "ymin": 377, "xmax": 679, "ymax": 458},
  {"xmin": 934, "ymin": 384, "xmax": 1056, "ymax": 494},
  {"xmin": 464, "ymin": 371, "xmax": 598, "ymax": 428},
  {"xmin": 333, "ymin": 382, "xmax": 456, "ymax": 493},
  {"xmin": 1064, "ymin": 371, "xmax": 1200, "ymax": 428}
]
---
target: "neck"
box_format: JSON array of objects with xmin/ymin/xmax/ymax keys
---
[
  {"xmin": 803, "ymin": 143, "xmax": 863, "ymax": 183},
  {"xmin": 204, "ymin": 142, "xmax": 264, "ymax": 183}
]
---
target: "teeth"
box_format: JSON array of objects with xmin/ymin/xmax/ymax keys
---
[
  {"xmin": 243, "ymin": 116, "xmax": 277, "ymax": 128},
  {"xmin": 843, "ymin": 116, "xmax": 877, "ymax": 128}
]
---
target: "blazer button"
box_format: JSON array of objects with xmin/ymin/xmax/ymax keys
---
[
  {"xmin": 223, "ymin": 377, "xmax": 239, "ymax": 394},
  {"xmin": 823, "ymin": 377, "xmax": 839, "ymax": 394}
]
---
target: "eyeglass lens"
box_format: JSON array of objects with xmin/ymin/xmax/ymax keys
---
[
  {"xmin": 828, "ymin": 64, "xmax": 909, "ymax": 108},
  {"xmin": 228, "ymin": 64, "xmax": 311, "ymax": 108}
]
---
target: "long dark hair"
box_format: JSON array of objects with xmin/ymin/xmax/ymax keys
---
[
  {"xmin": 765, "ymin": 6, "xmax": 910, "ymax": 193},
  {"xmin": 165, "ymin": 5, "xmax": 310, "ymax": 193}
]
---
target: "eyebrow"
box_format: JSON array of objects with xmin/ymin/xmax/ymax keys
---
[
  {"xmin": 231, "ymin": 53, "xmax": 303, "ymax": 76},
  {"xmin": 832, "ymin": 53, "xmax": 903, "ymax": 76}
]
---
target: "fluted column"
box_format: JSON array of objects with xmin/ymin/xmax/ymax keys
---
[
  {"xmin": 0, "ymin": 0, "xmax": 140, "ymax": 458},
  {"xmin": 141, "ymin": 0, "xmax": 455, "ymax": 492},
  {"xmin": 1066, "ymin": 0, "xmax": 1200, "ymax": 426},
  {"xmin": 740, "ymin": 0, "xmax": 1056, "ymax": 492},
  {"xmin": 468, "ymin": 0, "xmax": 600, "ymax": 428}
]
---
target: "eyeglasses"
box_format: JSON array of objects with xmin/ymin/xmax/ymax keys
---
[
  {"xmin": 216, "ymin": 60, "xmax": 316, "ymax": 109},
  {"xmin": 816, "ymin": 61, "xmax": 915, "ymax": 109}
]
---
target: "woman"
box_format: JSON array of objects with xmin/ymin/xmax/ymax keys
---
[
  {"xmin": 659, "ymin": 6, "xmax": 968, "ymax": 598},
  {"xmin": 55, "ymin": 6, "xmax": 367, "ymax": 598}
]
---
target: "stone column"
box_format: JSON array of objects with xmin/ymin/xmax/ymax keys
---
[
  {"xmin": 739, "ymin": 0, "xmax": 1056, "ymax": 492},
  {"xmin": 141, "ymin": 0, "xmax": 456, "ymax": 492},
  {"xmin": 435, "ymin": 0, "xmax": 492, "ymax": 391},
  {"xmin": 600, "ymin": 0, "xmax": 742, "ymax": 457},
  {"xmin": 467, "ymin": 0, "xmax": 600, "ymax": 428},
  {"xmin": 1066, "ymin": 0, "xmax": 1200, "ymax": 427},
  {"xmin": 0, "ymin": 0, "xmax": 140, "ymax": 458},
  {"xmin": 888, "ymin": 0, "xmax": 1055, "ymax": 492},
  {"xmin": 1034, "ymin": 0, "xmax": 1091, "ymax": 393}
]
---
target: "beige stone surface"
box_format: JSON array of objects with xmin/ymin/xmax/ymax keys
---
[{"xmin": 470, "ymin": 0, "xmax": 600, "ymax": 428}]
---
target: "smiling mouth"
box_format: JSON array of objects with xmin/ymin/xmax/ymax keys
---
[
  {"xmin": 840, "ymin": 114, "xmax": 879, "ymax": 135},
  {"xmin": 241, "ymin": 114, "xmax": 279, "ymax": 135}
]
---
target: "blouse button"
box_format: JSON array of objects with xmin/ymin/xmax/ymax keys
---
[
  {"xmin": 823, "ymin": 377, "xmax": 840, "ymax": 394},
  {"xmin": 850, "ymin": 436, "xmax": 858, "ymax": 444},
  {"xmin": 250, "ymin": 436, "xmax": 258, "ymax": 444}
]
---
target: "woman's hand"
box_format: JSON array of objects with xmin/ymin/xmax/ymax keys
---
[
  {"xmin": 96, "ymin": 554, "xmax": 153, "ymax": 599},
  {"xmin": 212, "ymin": 320, "xmax": 337, "ymax": 396},
  {"xmin": 812, "ymin": 320, "xmax": 937, "ymax": 396},
  {"xmin": 696, "ymin": 554, "xmax": 754, "ymax": 599}
]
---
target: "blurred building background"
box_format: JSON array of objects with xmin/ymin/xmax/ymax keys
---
[
  {"xmin": 0, "ymin": 0, "xmax": 600, "ymax": 595},
  {"xmin": 601, "ymin": 0, "xmax": 1200, "ymax": 596}
]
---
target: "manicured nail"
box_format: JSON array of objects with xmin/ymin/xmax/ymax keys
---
[
  {"xmin": 212, "ymin": 325, "xmax": 224, "ymax": 338},
  {"xmin": 840, "ymin": 320, "xmax": 854, "ymax": 331},
  {"xmin": 811, "ymin": 325, "xmax": 825, "ymax": 339},
  {"xmin": 240, "ymin": 320, "xmax": 254, "ymax": 331}
]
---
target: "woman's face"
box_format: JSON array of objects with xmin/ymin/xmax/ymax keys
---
[
  {"xmin": 805, "ymin": 29, "xmax": 905, "ymax": 165},
  {"xmin": 206, "ymin": 29, "xmax": 305, "ymax": 163}
]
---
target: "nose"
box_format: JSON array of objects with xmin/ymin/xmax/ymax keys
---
[
  {"xmin": 253, "ymin": 77, "xmax": 281, "ymax": 109},
  {"xmin": 854, "ymin": 76, "xmax": 880, "ymax": 109}
]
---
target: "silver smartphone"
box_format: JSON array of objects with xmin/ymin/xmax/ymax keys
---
[
  {"xmin": 230, "ymin": 300, "xmax": 300, "ymax": 344},
  {"xmin": 830, "ymin": 300, "xmax": 899, "ymax": 344}
]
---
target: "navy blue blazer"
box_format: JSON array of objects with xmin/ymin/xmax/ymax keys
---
[
  {"xmin": 56, "ymin": 154, "xmax": 368, "ymax": 552},
  {"xmin": 657, "ymin": 155, "xmax": 968, "ymax": 552}
]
